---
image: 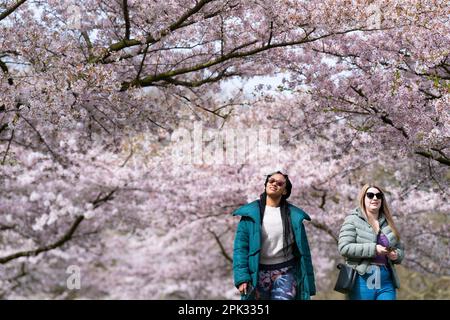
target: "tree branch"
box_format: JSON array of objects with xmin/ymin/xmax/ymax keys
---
[
  {"xmin": 96, "ymin": 0, "xmax": 215, "ymax": 63},
  {"xmin": 311, "ymin": 185, "xmax": 327, "ymax": 210},
  {"xmin": 0, "ymin": 188, "xmax": 118, "ymax": 264},
  {"xmin": 208, "ymin": 229, "xmax": 232, "ymax": 263},
  {"xmin": 122, "ymin": 0, "xmax": 131, "ymax": 40},
  {"xmin": 220, "ymin": 15, "xmax": 224, "ymax": 57},
  {"xmin": 163, "ymin": 69, "xmax": 239, "ymax": 88},
  {"xmin": 418, "ymin": 88, "xmax": 442, "ymax": 100},
  {"xmin": 0, "ymin": 122, "xmax": 9, "ymax": 134},
  {"xmin": 0, "ymin": 0, "xmax": 27, "ymax": 21},
  {"xmin": 81, "ymin": 31, "xmax": 94, "ymax": 61},
  {"xmin": 415, "ymin": 150, "xmax": 450, "ymax": 166},
  {"xmin": 0, "ymin": 262, "xmax": 27, "ymax": 297},
  {"xmin": 120, "ymin": 27, "xmax": 371, "ymax": 90},
  {"xmin": 0, "ymin": 215, "xmax": 84, "ymax": 264},
  {"xmin": 134, "ymin": 43, "xmax": 150, "ymax": 81},
  {"xmin": 19, "ymin": 114, "xmax": 62, "ymax": 162},
  {"xmin": 0, "ymin": 223, "xmax": 16, "ymax": 231},
  {"xmin": 309, "ymin": 220, "xmax": 338, "ymax": 244},
  {"xmin": 92, "ymin": 188, "xmax": 118, "ymax": 209},
  {"xmin": 267, "ymin": 21, "xmax": 273, "ymax": 46},
  {"xmin": 0, "ymin": 59, "xmax": 14, "ymax": 85},
  {"xmin": 1, "ymin": 128, "xmax": 14, "ymax": 165},
  {"xmin": 378, "ymin": 112, "xmax": 409, "ymax": 139},
  {"xmin": 168, "ymin": 0, "xmax": 215, "ymax": 32},
  {"xmin": 0, "ymin": 59, "xmax": 8, "ymax": 73},
  {"xmin": 350, "ymin": 85, "xmax": 409, "ymax": 139}
]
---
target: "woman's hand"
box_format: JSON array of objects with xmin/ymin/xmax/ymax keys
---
[
  {"xmin": 376, "ymin": 244, "xmax": 388, "ymax": 255},
  {"xmin": 387, "ymin": 250, "xmax": 398, "ymax": 261},
  {"xmin": 238, "ymin": 282, "xmax": 248, "ymax": 295}
]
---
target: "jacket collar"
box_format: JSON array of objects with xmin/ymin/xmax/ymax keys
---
[
  {"xmin": 353, "ymin": 207, "xmax": 387, "ymax": 226},
  {"xmin": 232, "ymin": 200, "xmax": 261, "ymax": 223},
  {"xmin": 233, "ymin": 200, "xmax": 311, "ymax": 223}
]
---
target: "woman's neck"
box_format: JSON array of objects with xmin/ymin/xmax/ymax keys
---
[
  {"xmin": 366, "ymin": 208, "xmax": 379, "ymax": 220},
  {"xmin": 266, "ymin": 195, "xmax": 281, "ymax": 207}
]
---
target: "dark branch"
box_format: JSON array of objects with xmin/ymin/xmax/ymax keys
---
[
  {"xmin": 208, "ymin": 229, "xmax": 232, "ymax": 263},
  {"xmin": 97, "ymin": 0, "xmax": 215, "ymax": 63},
  {"xmin": 350, "ymin": 86, "xmax": 409, "ymax": 139},
  {"xmin": 311, "ymin": 185, "xmax": 327, "ymax": 210},
  {"xmin": 0, "ymin": 59, "xmax": 14, "ymax": 85},
  {"xmin": 220, "ymin": 15, "xmax": 224, "ymax": 57},
  {"xmin": 312, "ymin": 47, "xmax": 359, "ymax": 59},
  {"xmin": 378, "ymin": 112, "xmax": 409, "ymax": 139},
  {"xmin": 310, "ymin": 220, "xmax": 338, "ymax": 244},
  {"xmin": 0, "ymin": 215, "xmax": 85, "ymax": 264},
  {"xmin": 0, "ymin": 188, "xmax": 118, "ymax": 264},
  {"xmin": 0, "ymin": 224, "xmax": 16, "ymax": 231},
  {"xmin": 0, "ymin": 122, "xmax": 8, "ymax": 134},
  {"xmin": 418, "ymin": 88, "xmax": 442, "ymax": 100},
  {"xmin": 406, "ymin": 256, "xmax": 439, "ymax": 275},
  {"xmin": 0, "ymin": 59, "xmax": 8, "ymax": 73},
  {"xmin": 0, "ymin": 0, "xmax": 27, "ymax": 21},
  {"xmin": 415, "ymin": 151, "xmax": 450, "ymax": 166},
  {"xmin": 81, "ymin": 31, "xmax": 94, "ymax": 61},
  {"xmin": 168, "ymin": 0, "xmax": 214, "ymax": 32},
  {"xmin": 163, "ymin": 69, "xmax": 239, "ymax": 88},
  {"xmin": 20, "ymin": 114, "xmax": 62, "ymax": 162},
  {"xmin": 92, "ymin": 188, "xmax": 118, "ymax": 209},
  {"xmin": 1, "ymin": 128, "xmax": 14, "ymax": 164},
  {"xmin": 267, "ymin": 21, "xmax": 273, "ymax": 46},
  {"xmin": 120, "ymin": 27, "xmax": 373, "ymax": 90},
  {"xmin": 350, "ymin": 85, "xmax": 368, "ymax": 101},
  {"xmin": 135, "ymin": 43, "xmax": 150, "ymax": 81},
  {"xmin": 122, "ymin": 0, "xmax": 131, "ymax": 40}
]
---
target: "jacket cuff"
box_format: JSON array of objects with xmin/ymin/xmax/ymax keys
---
[
  {"xmin": 391, "ymin": 250, "xmax": 402, "ymax": 264},
  {"xmin": 369, "ymin": 243, "xmax": 377, "ymax": 257},
  {"xmin": 235, "ymin": 278, "xmax": 251, "ymax": 289}
]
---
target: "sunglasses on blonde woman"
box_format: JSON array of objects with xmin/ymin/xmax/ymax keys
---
[{"xmin": 366, "ymin": 192, "xmax": 383, "ymax": 200}]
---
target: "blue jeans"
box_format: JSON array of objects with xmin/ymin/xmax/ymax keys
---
[
  {"xmin": 255, "ymin": 265, "xmax": 297, "ymax": 300},
  {"xmin": 349, "ymin": 265, "xmax": 396, "ymax": 300}
]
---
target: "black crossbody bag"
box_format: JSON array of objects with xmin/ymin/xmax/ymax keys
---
[{"xmin": 334, "ymin": 263, "xmax": 357, "ymax": 294}]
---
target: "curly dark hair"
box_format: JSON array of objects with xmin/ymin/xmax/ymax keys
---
[{"xmin": 263, "ymin": 171, "xmax": 292, "ymax": 200}]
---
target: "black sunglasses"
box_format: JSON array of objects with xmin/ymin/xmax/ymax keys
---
[{"xmin": 366, "ymin": 192, "xmax": 383, "ymax": 200}]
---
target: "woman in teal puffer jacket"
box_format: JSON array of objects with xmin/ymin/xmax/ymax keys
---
[{"xmin": 232, "ymin": 171, "xmax": 316, "ymax": 300}]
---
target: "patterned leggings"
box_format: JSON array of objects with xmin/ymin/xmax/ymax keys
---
[{"xmin": 255, "ymin": 265, "xmax": 297, "ymax": 300}]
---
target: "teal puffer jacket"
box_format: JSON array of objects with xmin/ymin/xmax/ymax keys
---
[
  {"xmin": 338, "ymin": 208, "xmax": 405, "ymax": 288},
  {"xmin": 232, "ymin": 200, "xmax": 316, "ymax": 300}
]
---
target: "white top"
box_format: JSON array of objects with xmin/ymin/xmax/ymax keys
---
[{"xmin": 260, "ymin": 205, "xmax": 295, "ymax": 265}]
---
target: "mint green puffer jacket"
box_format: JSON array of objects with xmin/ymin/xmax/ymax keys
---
[{"xmin": 338, "ymin": 208, "xmax": 405, "ymax": 288}]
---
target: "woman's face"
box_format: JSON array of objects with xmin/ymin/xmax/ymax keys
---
[
  {"xmin": 364, "ymin": 187, "xmax": 382, "ymax": 212},
  {"xmin": 265, "ymin": 173, "xmax": 287, "ymax": 197}
]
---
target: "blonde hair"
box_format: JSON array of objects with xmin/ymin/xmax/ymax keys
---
[{"xmin": 358, "ymin": 184, "xmax": 400, "ymax": 241}]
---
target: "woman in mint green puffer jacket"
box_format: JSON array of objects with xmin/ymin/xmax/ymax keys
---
[{"xmin": 338, "ymin": 184, "xmax": 405, "ymax": 300}]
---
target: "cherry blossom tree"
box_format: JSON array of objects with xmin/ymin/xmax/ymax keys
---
[{"xmin": 0, "ymin": 0, "xmax": 448, "ymax": 299}]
